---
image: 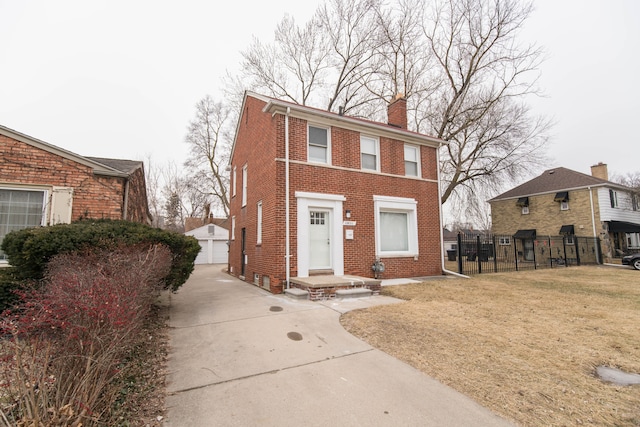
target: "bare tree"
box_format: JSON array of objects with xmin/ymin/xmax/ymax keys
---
[
  {"xmin": 422, "ymin": 0, "xmax": 550, "ymax": 206},
  {"xmin": 232, "ymin": 0, "xmax": 551, "ymax": 222},
  {"xmin": 184, "ymin": 95, "xmax": 232, "ymax": 217},
  {"xmin": 143, "ymin": 154, "xmax": 164, "ymax": 228}
]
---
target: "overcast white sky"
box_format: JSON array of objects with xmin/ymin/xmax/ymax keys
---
[{"xmin": 1, "ymin": 0, "xmax": 638, "ymax": 183}]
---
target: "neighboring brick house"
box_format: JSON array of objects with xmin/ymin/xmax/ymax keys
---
[
  {"xmin": 228, "ymin": 91, "xmax": 445, "ymax": 295},
  {"xmin": 1, "ymin": 124, "xmax": 151, "ymax": 261},
  {"xmin": 489, "ymin": 163, "xmax": 640, "ymax": 261}
]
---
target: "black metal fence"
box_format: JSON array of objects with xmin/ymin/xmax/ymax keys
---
[{"xmin": 447, "ymin": 233, "xmax": 602, "ymax": 275}]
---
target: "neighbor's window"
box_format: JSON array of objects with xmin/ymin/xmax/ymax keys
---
[
  {"xmin": 308, "ymin": 125, "xmax": 330, "ymax": 164},
  {"xmin": 373, "ymin": 195, "xmax": 418, "ymax": 257},
  {"xmin": 565, "ymin": 235, "xmax": 575, "ymax": 245},
  {"xmin": 499, "ymin": 237, "xmax": 511, "ymax": 245},
  {"xmin": 560, "ymin": 201, "xmax": 569, "ymax": 211},
  {"xmin": 609, "ymin": 189, "xmax": 618, "ymax": 208},
  {"xmin": 360, "ymin": 135, "xmax": 379, "ymax": 171},
  {"xmin": 256, "ymin": 201, "xmax": 263, "ymax": 245},
  {"xmin": 0, "ymin": 189, "xmax": 47, "ymax": 261},
  {"xmin": 404, "ymin": 144, "xmax": 420, "ymax": 177},
  {"xmin": 241, "ymin": 164, "xmax": 247, "ymax": 207},
  {"xmin": 627, "ymin": 232, "xmax": 640, "ymax": 249},
  {"xmin": 522, "ymin": 206, "xmax": 530, "ymax": 215}
]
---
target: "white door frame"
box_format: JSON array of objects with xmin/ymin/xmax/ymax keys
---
[{"xmin": 295, "ymin": 191, "xmax": 345, "ymax": 278}]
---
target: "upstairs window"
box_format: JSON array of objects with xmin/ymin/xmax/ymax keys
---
[
  {"xmin": 232, "ymin": 166, "xmax": 237, "ymax": 197},
  {"xmin": 404, "ymin": 144, "xmax": 420, "ymax": 177},
  {"xmin": 308, "ymin": 125, "xmax": 330, "ymax": 164},
  {"xmin": 554, "ymin": 191, "xmax": 569, "ymax": 211},
  {"xmin": 360, "ymin": 136, "xmax": 379, "ymax": 171},
  {"xmin": 516, "ymin": 197, "xmax": 529, "ymax": 215},
  {"xmin": 609, "ymin": 189, "xmax": 618, "ymax": 208}
]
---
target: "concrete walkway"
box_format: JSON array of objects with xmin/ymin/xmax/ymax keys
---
[{"xmin": 164, "ymin": 265, "xmax": 514, "ymax": 427}]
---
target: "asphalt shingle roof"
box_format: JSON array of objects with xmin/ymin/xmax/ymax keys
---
[
  {"xmin": 86, "ymin": 157, "xmax": 143, "ymax": 175},
  {"xmin": 489, "ymin": 167, "xmax": 616, "ymax": 201}
]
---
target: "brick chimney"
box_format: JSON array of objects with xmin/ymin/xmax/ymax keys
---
[
  {"xmin": 387, "ymin": 93, "xmax": 407, "ymax": 129},
  {"xmin": 590, "ymin": 162, "xmax": 609, "ymax": 181}
]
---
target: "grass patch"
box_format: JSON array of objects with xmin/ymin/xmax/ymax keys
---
[{"xmin": 340, "ymin": 266, "xmax": 640, "ymax": 426}]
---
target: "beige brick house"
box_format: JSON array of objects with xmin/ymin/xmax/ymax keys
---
[
  {"xmin": 489, "ymin": 163, "xmax": 640, "ymax": 261},
  {"xmin": 228, "ymin": 91, "xmax": 445, "ymax": 297},
  {"xmin": 1, "ymin": 124, "xmax": 151, "ymax": 262}
]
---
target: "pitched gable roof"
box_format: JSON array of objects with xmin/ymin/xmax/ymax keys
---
[
  {"xmin": 490, "ymin": 167, "xmax": 627, "ymax": 202},
  {"xmin": 0, "ymin": 124, "xmax": 130, "ymax": 178},
  {"xmin": 86, "ymin": 157, "xmax": 143, "ymax": 175},
  {"xmin": 231, "ymin": 91, "xmax": 446, "ymax": 160}
]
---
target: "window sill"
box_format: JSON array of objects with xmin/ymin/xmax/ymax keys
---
[{"xmin": 377, "ymin": 252, "xmax": 418, "ymax": 258}]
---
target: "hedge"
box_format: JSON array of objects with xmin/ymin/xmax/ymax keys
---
[{"xmin": 1, "ymin": 219, "xmax": 200, "ymax": 295}]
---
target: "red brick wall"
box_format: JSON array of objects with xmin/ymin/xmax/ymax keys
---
[
  {"xmin": 125, "ymin": 166, "xmax": 150, "ymax": 223},
  {"xmin": 229, "ymin": 95, "xmax": 443, "ymax": 294},
  {"xmin": 0, "ymin": 134, "xmax": 144, "ymax": 222}
]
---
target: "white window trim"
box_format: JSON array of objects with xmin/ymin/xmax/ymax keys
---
[
  {"xmin": 373, "ymin": 195, "xmax": 418, "ymax": 258},
  {"xmin": 522, "ymin": 206, "xmax": 529, "ymax": 215},
  {"xmin": 560, "ymin": 201, "xmax": 569, "ymax": 211},
  {"xmin": 499, "ymin": 237, "xmax": 511, "ymax": 245},
  {"xmin": 231, "ymin": 216, "xmax": 236, "ymax": 241},
  {"xmin": 0, "ymin": 186, "xmax": 50, "ymax": 263},
  {"xmin": 241, "ymin": 164, "xmax": 247, "ymax": 207},
  {"xmin": 232, "ymin": 166, "xmax": 237, "ymax": 197},
  {"xmin": 403, "ymin": 144, "xmax": 421, "ymax": 178},
  {"xmin": 307, "ymin": 124, "xmax": 331, "ymax": 165},
  {"xmin": 256, "ymin": 201, "xmax": 263, "ymax": 245},
  {"xmin": 360, "ymin": 135, "xmax": 380, "ymax": 172}
]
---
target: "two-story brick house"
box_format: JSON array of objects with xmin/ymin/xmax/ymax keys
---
[
  {"xmin": 489, "ymin": 163, "xmax": 640, "ymax": 261},
  {"xmin": 228, "ymin": 92, "xmax": 445, "ymax": 296},
  {"xmin": 1, "ymin": 124, "xmax": 151, "ymax": 262}
]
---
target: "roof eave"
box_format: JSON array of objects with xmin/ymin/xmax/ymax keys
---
[
  {"xmin": 262, "ymin": 99, "xmax": 445, "ymax": 148},
  {"xmin": 0, "ymin": 124, "xmax": 129, "ymax": 178}
]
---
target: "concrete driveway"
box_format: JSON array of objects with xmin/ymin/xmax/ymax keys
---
[{"xmin": 164, "ymin": 265, "xmax": 514, "ymax": 426}]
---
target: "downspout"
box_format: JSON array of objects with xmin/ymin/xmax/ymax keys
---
[
  {"xmin": 588, "ymin": 186, "xmax": 601, "ymax": 264},
  {"xmin": 285, "ymin": 107, "xmax": 291, "ymax": 289},
  {"xmin": 436, "ymin": 143, "xmax": 469, "ymax": 279}
]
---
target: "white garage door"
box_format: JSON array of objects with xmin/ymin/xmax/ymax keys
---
[{"xmin": 195, "ymin": 240, "xmax": 228, "ymax": 264}]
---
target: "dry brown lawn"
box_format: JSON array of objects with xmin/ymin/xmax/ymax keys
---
[{"xmin": 340, "ymin": 266, "xmax": 640, "ymax": 426}]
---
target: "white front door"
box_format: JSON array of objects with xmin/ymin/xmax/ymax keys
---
[{"xmin": 309, "ymin": 210, "xmax": 331, "ymax": 270}]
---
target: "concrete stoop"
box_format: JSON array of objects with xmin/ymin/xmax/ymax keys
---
[{"xmin": 288, "ymin": 275, "xmax": 381, "ymax": 301}]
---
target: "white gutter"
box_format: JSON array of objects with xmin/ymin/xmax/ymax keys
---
[
  {"xmin": 588, "ymin": 186, "xmax": 601, "ymax": 264},
  {"xmin": 436, "ymin": 144, "xmax": 469, "ymax": 279},
  {"xmin": 285, "ymin": 107, "xmax": 291, "ymax": 289}
]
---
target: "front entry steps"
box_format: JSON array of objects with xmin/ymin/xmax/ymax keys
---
[
  {"xmin": 286, "ymin": 275, "xmax": 381, "ymax": 301},
  {"xmin": 335, "ymin": 288, "xmax": 372, "ymax": 298},
  {"xmin": 284, "ymin": 288, "xmax": 309, "ymax": 300}
]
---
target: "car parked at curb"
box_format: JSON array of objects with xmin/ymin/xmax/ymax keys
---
[{"xmin": 622, "ymin": 253, "xmax": 640, "ymax": 270}]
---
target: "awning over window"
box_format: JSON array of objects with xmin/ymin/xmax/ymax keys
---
[
  {"xmin": 554, "ymin": 191, "xmax": 569, "ymax": 202},
  {"xmin": 559, "ymin": 224, "xmax": 575, "ymax": 235},
  {"xmin": 513, "ymin": 229, "xmax": 536, "ymax": 239},
  {"xmin": 516, "ymin": 197, "xmax": 529, "ymax": 207},
  {"xmin": 608, "ymin": 221, "xmax": 640, "ymax": 233}
]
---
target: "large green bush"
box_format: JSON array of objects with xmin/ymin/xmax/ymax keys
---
[{"xmin": 1, "ymin": 219, "xmax": 200, "ymax": 294}]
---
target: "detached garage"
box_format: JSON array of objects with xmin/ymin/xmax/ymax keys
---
[{"xmin": 185, "ymin": 223, "xmax": 229, "ymax": 265}]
